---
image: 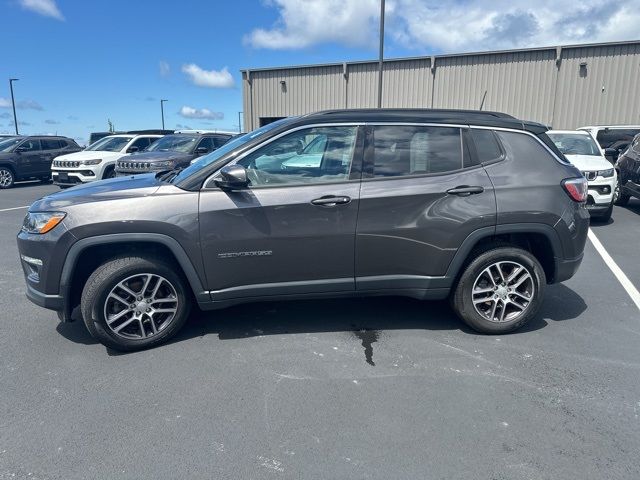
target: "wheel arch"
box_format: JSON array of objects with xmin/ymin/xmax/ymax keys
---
[
  {"xmin": 59, "ymin": 234, "xmax": 208, "ymax": 320},
  {"xmin": 445, "ymin": 224, "xmax": 562, "ymax": 286}
]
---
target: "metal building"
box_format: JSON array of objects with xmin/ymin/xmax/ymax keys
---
[{"xmin": 241, "ymin": 40, "xmax": 640, "ymax": 131}]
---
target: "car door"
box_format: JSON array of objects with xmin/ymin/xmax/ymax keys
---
[
  {"xmin": 198, "ymin": 124, "xmax": 363, "ymax": 300},
  {"xmin": 14, "ymin": 139, "xmax": 42, "ymax": 177},
  {"xmin": 355, "ymin": 124, "xmax": 497, "ymax": 291},
  {"xmin": 38, "ymin": 139, "xmax": 61, "ymax": 174}
]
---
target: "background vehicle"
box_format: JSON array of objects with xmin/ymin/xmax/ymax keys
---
[
  {"xmin": 18, "ymin": 109, "xmax": 589, "ymax": 351},
  {"xmin": 115, "ymin": 131, "xmax": 232, "ymax": 176},
  {"xmin": 0, "ymin": 135, "xmax": 81, "ymax": 189},
  {"xmin": 547, "ymin": 130, "xmax": 616, "ymax": 221},
  {"xmin": 578, "ymin": 125, "xmax": 640, "ymax": 163},
  {"xmin": 614, "ymin": 133, "xmax": 640, "ymax": 206},
  {"xmin": 51, "ymin": 134, "xmax": 161, "ymax": 187},
  {"xmin": 89, "ymin": 129, "xmax": 174, "ymax": 145}
]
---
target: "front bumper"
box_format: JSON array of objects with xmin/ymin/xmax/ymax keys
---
[
  {"xmin": 51, "ymin": 168, "xmax": 98, "ymax": 186},
  {"xmin": 584, "ymin": 174, "xmax": 615, "ymax": 213}
]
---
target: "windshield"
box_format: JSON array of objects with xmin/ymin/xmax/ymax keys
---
[
  {"xmin": 85, "ymin": 136, "xmax": 134, "ymax": 152},
  {"xmin": 548, "ymin": 133, "xmax": 601, "ymax": 156},
  {"xmin": 0, "ymin": 138, "xmax": 22, "ymax": 152},
  {"xmin": 171, "ymin": 118, "xmax": 293, "ymax": 184},
  {"xmin": 146, "ymin": 135, "xmax": 197, "ymax": 153}
]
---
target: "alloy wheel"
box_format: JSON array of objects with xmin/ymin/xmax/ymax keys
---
[
  {"xmin": 471, "ymin": 261, "xmax": 535, "ymax": 323},
  {"xmin": 0, "ymin": 168, "xmax": 13, "ymax": 188},
  {"xmin": 103, "ymin": 273, "xmax": 179, "ymax": 340}
]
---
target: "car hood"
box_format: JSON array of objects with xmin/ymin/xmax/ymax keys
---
[
  {"xmin": 55, "ymin": 150, "xmax": 125, "ymax": 161},
  {"xmin": 565, "ymin": 154, "xmax": 611, "ymax": 171},
  {"xmin": 119, "ymin": 151, "xmax": 194, "ymax": 163},
  {"xmin": 29, "ymin": 173, "xmax": 162, "ymax": 211}
]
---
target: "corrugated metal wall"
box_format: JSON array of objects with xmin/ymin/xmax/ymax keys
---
[{"xmin": 243, "ymin": 41, "xmax": 640, "ymax": 130}]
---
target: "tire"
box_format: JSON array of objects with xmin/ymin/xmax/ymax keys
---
[
  {"xmin": 0, "ymin": 166, "xmax": 15, "ymax": 189},
  {"xmin": 451, "ymin": 246, "xmax": 546, "ymax": 334},
  {"xmin": 613, "ymin": 177, "xmax": 630, "ymax": 206},
  {"xmin": 102, "ymin": 166, "xmax": 116, "ymax": 179},
  {"xmin": 80, "ymin": 256, "xmax": 191, "ymax": 351}
]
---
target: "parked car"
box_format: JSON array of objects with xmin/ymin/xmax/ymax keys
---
[
  {"xmin": 51, "ymin": 134, "xmax": 162, "ymax": 187},
  {"xmin": 17, "ymin": 109, "xmax": 589, "ymax": 351},
  {"xmin": 578, "ymin": 125, "xmax": 640, "ymax": 163},
  {"xmin": 547, "ymin": 130, "xmax": 616, "ymax": 221},
  {"xmin": 614, "ymin": 133, "xmax": 640, "ymax": 206},
  {"xmin": 0, "ymin": 135, "xmax": 81, "ymax": 189},
  {"xmin": 115, "ymin": 131, "xmax": 233, "ymax": 176}
]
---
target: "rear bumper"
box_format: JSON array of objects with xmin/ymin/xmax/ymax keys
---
[{"xmin": 554, "ymin": 253, "xmax": 584, "ymax": 283}]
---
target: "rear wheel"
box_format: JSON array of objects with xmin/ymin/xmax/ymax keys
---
[
  {"xmin": 80, "ymin": 256, "xmax": 191, "ymax": 351},
  {"xmin": 0, "ymin": 167, "xmax": 15, "ymax": 189},
  {"xmin": 452, "ymin": 247, "xmax": 546, "ymax": 334}
]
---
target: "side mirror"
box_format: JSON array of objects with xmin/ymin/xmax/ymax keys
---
[
  {"xmin": 127, "ymin": 146, "xmax": 139, "ymax": 153},
  {"xmin": 15, "ymin": 146, "xmax": 26, "ymax": 153},
  {"xmin": 195, "ymin": 147, "xmax": 209, "ymax": 155},
  {"xmin": 214, "ymin": 164, "xmax": 248, "ymax": 190}
]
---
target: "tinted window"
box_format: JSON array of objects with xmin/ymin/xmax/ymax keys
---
[
  {"xmin": 371, "ymin": 126, "xmax": 462, "ymax": 177},
  {"xmin": 595, "ymin": 128, "xmax": 640, "ymax": 149},
  {"xmin": 18, "ymin": 139, "xmax": 41, "ymax": 152},
  {"xmin": 495, "ymin": 131, "xmax": 559, "ymax": 164},
  {"xmin": 632, "ymin": 134, "xmax": 640, "ymax": 154},
  {"xmin": 212, "ymin": 136, "xmax": 229, "ymax": 148},
  {"xmin": 197, "ymin": 137, "xmax": 215, "ymax": 152},
  {"xmin": 471, "ymin": 129, "xmax": 503, "ymax": 163},
  {"xmin": 236, "ymin": 126, "xmax": 358, "ymax": 187},
  {"xmin": 41, "ymin": 139, "xmax": 62, "ymax": 150}
]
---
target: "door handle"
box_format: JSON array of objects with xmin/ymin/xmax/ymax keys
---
[
  {"xmin": 311, "ymin": 195, "xmax": 351, "ymax": 206},
  {"xmin": 446, "ymin": 185, "xmax": 484, "ymax": 196}
]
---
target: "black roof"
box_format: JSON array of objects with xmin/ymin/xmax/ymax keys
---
[{"xmin": 295, "ymin": 108, "xmax": 547, "ymax": 134}]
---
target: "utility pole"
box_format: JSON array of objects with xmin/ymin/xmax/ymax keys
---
[
  {"xmin": 9, "ymin": 78, "xmax": 19, "ymax": 135},
  {"xmin": 238, "ymin": 111, "xmax": 243, "ymax": 133},
  {"xmin": 160, "ymin": 99, "xmax": 168, "ymax": 130},
  {"xmin": 377, "ymin": 0, "xmax": 385, "ymax": 108}
]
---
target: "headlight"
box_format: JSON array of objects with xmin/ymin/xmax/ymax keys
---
[
  {"xmin": 22, "ymin": 212, "xmax": 66, "ymax": 234},
  {"xmin": 598, "ymin": 168, "xmax": 614, "ymax": 178},
  {"xmin": 155, "ymin": 160, "xmax": 173, "ymax": 168},
  {"xmin": 81, "ymin": 159, "xmax": 102, "ymax": 165}
]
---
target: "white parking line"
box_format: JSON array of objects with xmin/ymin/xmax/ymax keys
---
[
  {"xmin": 0, "ymin": 206, "xmax": 29, "ymax": 212},
  {"xmin": 588, "ymin": 228, "xmax": 640, "ymax": 311}
]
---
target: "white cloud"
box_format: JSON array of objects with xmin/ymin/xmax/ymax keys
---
[
  {"xmin": 45, "ymin": 119, "xmax": 60, "ymax": 125},
  {"xmin": 0, "ymin": 97, "xmax": 43, "ymax": 110},
  {"xmin": 159, "ymin": 60, "xmax": 170, "ymax": 77},
  {"xmin": 245, "ymin": 0, "xmax": 640, "ymax": 53},
  {"xmin": 19, "ymin": 0, "xmax": 64, "ymax": 20},
  {"xmin": 178, "ymin": 106, "xmax": 224, "ymax": 120},
  {"xmin": 181, "ymin": 64, "xmax": 234, "ymax": 88}
]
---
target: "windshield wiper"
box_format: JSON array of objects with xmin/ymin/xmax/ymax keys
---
[{"xmin": 157, "ymin": 166, "xmax": 185, "ymax": 183}]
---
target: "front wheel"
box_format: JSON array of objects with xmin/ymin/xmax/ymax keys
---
[
  {"xmin": 80, "ymin": 256, "xmax": 191, "ymax": 351},
  {"xmin": 613, "ymin": 176, "xmax": 630, "ymax": 206},
  {"xmin": 0, "ymin": 167, "xmax": 15, "ymax": 189},
  {"xmin": 451, "ymin": 247, "xmax": 546, "ymax": 334},
  {"xmin": 102, "ymin": 166, "xmax": 116, "ymax": 179}
]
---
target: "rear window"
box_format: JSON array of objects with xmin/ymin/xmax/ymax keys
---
[
  {"xmin": 471, "ymin": 129, "xmax": 503, "ymax": 163},
  {"xmin": 495, "ymin": 131, "xmax": 560, "ymax": 165}
]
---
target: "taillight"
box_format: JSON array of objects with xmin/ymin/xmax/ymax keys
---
[{"xmin": 562, "ymin": 177, "xmax": 588, "ymax": 202}]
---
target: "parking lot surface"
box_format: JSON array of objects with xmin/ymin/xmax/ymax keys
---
[{"xmin": 1, "ymin": 182, "xmax": 639, "ymax": 479}]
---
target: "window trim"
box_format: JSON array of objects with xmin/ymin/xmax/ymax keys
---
[{"xmin": 202, "ymin": 123, "xmax": 365, "ymax": 190}]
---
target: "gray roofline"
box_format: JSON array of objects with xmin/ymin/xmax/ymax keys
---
[{"xmin": 240, "ymin": 39, "xmax": 640, "ymax": 73}]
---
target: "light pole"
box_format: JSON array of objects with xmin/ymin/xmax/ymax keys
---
[
  {"xmin": 9, "ymin": 78, "xmax": 19, "ymax": 135},
  {"xmin": 377, "ymin": 0, "xmax": 385, "ymax": 108},
  {"xmin": 160, "ymin": 99, "xmax": 168, "ymax": 130}
]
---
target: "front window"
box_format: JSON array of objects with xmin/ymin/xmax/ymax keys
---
[
  {"xmin": 235, "ymin": 126, "xmax": 358, "ymax": 186},
  {"xmin": 85, "ymin": 136, "xmax": 134, "ymax": 152},
  {"xmin": 547, "ymin": 133, "xmax": 601, "ymax": 156},
  {"xmin": 0, "ymin": 138, "xmax": 22, "ymax": 152},
  {"xmin": 146, "ymin": 135, "xmax": 198, "ymax": 153}
]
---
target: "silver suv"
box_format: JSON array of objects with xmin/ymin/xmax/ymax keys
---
[{"xmin": 17, "ymin": 109, "xmax": 589, "ymax": 351}]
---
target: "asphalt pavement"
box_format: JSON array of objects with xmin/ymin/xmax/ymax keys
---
[{"xmin": 1, "ymin": 182, "xmax": 639, "ymax": 480}]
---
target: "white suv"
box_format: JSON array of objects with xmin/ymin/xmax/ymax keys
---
[
  {"xmin": 548, "ymin": 130, "xmax": 616, "ymax": 221},
  {"xmin": 51, "ymin": 134, "xmax": 161, "ymax": 187}
]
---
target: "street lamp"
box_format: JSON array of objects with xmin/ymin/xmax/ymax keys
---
[
  {"xmin": 9, "ymin": 78, "xmax": 19, "ymax": 135},
  {"xmin": 160, "ymin": 99, "xmax": 168, "ymax": 130},
  {"xmin": 377, "ymin": 0, "xmax": 385, "ymax": 108}
]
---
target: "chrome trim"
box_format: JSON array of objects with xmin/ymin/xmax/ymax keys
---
[{"xmin": 21, "ymin": 254, "xmax": 43, "ymax": 266}]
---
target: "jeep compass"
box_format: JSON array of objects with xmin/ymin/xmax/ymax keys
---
[{"xmin": 17, "ymin": 109, "xmax": 589, "ymax": 351}]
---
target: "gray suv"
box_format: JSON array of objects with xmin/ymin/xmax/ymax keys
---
[{"xmin": 17, "ymin": 109, "xmax": 589, "ymax": 351}]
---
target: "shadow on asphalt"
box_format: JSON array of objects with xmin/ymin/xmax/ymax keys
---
[{"xmin": 55, "ymin": 283, "xmax": 587, "ymax": 352}]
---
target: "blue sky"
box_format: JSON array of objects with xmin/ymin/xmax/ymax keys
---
[{"xmin": 1, "ymin": 0, "xmax": 638, "ymax": 143}]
